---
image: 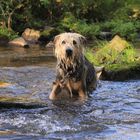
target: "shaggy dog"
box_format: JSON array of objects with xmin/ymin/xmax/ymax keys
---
[{"xmin": 49, "ymin": 33, "xmax": 97, "ymax": 100}]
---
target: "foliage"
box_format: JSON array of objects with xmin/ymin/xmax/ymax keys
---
[
  {"xmin": 85, "ymin": 40, "xmax": 136, "ymax": 67},
  {"xmin": 102, "ymin": 20, "xmax": 138, "ymax": 41},
  {"xmin": 0, "ymin": 0, "xmax": 140, "ymax": 41},
  {"xmin": 105, "ymin": 61, "xmax": 140, "ymax": 71},
  {"xmin": 60, "ymin": 13, "xmax": 101, "ymax": 38},
  {"xmin": 0, "ymin": 27, "xmax": 18, "ymax": 40},
  {"xmin": 0, "ymin": 0, "xmax": 25, "ymax": 30}
]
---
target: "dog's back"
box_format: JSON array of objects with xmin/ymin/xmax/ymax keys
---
[{"xmin": 85, "ymin": 57, "xmax": 97, "ymax": 93}]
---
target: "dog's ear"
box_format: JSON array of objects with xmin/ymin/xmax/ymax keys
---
[
  {"xmin": 79, "ymin": 36, "xmax": 87, "ymax": 46},
  {"xmin": 53, "ymin": 35, "xmax": 60, "ymax": 45}
]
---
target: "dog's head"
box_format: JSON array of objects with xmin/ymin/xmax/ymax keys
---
[{"xmin": 53, "ymin": 33, "xmax": 86, "ymax": 63}]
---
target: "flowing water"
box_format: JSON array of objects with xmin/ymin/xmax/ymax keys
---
[{"xmin": 0, "ymin": 44, "xmax": 140, "ymax": 140}]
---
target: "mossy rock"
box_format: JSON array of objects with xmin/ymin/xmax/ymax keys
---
[
  {"xmin": 86, "ymin": 36, "xmax": 136, "ymax": 65},
  {"xmin": 100, "ymin": 61, "xmax": 140, "ymax": 81},
  {"xmin": 95, "ymin": 37, "xmax": 135, "ymax": 64},
  {"xmin": 85, "ymin": 36, "xmax": 140, "ymax": 81}
]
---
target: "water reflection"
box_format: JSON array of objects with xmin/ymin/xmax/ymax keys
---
[{"xmin": 0, "ymin": 44, "xmax": 55, "ymax": 67}]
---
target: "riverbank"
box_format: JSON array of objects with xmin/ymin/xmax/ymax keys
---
[
  {"xmin": 0, "ymin": 35, "xmax": 140, "ymax": 81},
  {"xmin": 86, "ymin": 36, "xmax": 140, "ymax": 81}
]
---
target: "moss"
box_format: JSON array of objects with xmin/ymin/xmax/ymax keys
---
[
  {"xmin": 86, "ymin": 36, "xmax": 137, "ymax": 65},
  {"xmin": 86, "ymin": 48, "xmax": 140, "ymax": 72},
  {"xmin": 85, "ymin": 37, "xmax": 140, "ymax": 80},
  {"xmin": 105, "ymin": 61, "xmax": 140, "ymax": 71}
]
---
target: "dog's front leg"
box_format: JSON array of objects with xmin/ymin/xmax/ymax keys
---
[
  {"xmin": 78, "ymin": 66, "xmax": 88, "ymax": 100},
  {"xmin": 49, "ymin": 82, "xmax": 60, "ymax": 100},
  {"xmin": 78, "ymin": 89, "xmax": 87, "ymax": 99},
  {"xmin": 76, "ymin": 81, "xmax": 88, "ymax": 100}
]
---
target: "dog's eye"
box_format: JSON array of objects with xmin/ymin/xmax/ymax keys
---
[
  {"xmin": 73, "ymin": 40, "xmax": 77, "ymax": 45},
  {"xmin": 62, "ymin": 40, "xmax": 66, "ymax": 44}
]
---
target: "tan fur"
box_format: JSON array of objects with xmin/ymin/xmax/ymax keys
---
[{"xmin": 54, "ymin": 33, "xmax": 86, "ymax": 62}]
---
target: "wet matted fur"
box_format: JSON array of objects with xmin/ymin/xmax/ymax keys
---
[{"xmin": 49, "ymin": 33, "xmax": 97, "ymax": 100}]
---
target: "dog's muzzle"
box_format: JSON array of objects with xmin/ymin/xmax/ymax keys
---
[{"xmin": 66, "ymin": 48, "xmax": 73, "ymax": 57}]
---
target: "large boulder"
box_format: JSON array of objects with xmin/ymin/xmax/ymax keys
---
[
  {"xmin": 94, "ymin": 35, "xmax": 135, "ymax": 64},
  {"xmin": 22, "ymin": 28, "xmax": 40, "ymax": 43},
  {"xmin": 8, "ymin": 37, "xmax": 29, "ymax": 47},
  {"xmin": 100, "ymin": 62, "xmax": 140, "ymax": 81},
  {"xmin": 0, "ymin": 66, "xmax": 54, "ymax": 108}
]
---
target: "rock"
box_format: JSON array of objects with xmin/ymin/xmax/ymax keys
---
[
  {"xmin": 100, "ymin": 62, "xmax": 140, "ymax": 81},
  {"xmin": 109, "ymin": 35, "xmax": 130, "ymax": 52},
  {"xmin": 99, "ymin": 31, "xmax": 112, "ymax": 40},
  {"xmin": 45, "ymin": 41, "xmax": 54, "ymax": 48},
  {"xmin": 0, "ymin": 36, "xmax": 9, "ymax": 45},
  {"xmin": 45, "ymin": 41, "xmax": 54, "ymax": 54},
  {"xmin": 0, "ymin": 81, "xmax": 11, "ymax": 88},
  {"xmin": 94, "ymin": 66, "xmax": 104, "ymax": 79},
  {"xmin": 8, "ymin": 37, "xmax": 29, "ymax": 47},
  {"xmin": 0, "ymin": 130, "xmax": 17, "ymax": 135},
  {"xmin": 0, "ymin": 66, "xmax": 55, "ymax": 108},
  {"xmin": 22, "ymin": 28, "xmax": 40, "ymax": 43},
  {"xmin": 94, "ymin": 35, "xmax": 135, "ymax": 64}
]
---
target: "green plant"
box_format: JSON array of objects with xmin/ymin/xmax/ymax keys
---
[
  {"xmin": 102, "ymin": 20, "xmax": 138, "ymax": 41},
  {"xmin": 85, "ymin": 49, "xmax": 99, "ymax": 66},
  {"xmin": 0, "ymin": 27, "xmax": 18, "ymax": 40},
  {"xmin": 60, "ymin": 12, "xmax": 101, "ymax": 38},
  {"xmin": 85, "ymin": 40, "xmax": 136, "ymax": 66}
]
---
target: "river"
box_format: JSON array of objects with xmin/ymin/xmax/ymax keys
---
[{"xmin": 0, "ymin": 44, "xmax": 140, "ymax": 140}]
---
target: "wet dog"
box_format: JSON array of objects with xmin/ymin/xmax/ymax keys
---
[{"xmin": 49, "ymin": 33, "xmax": 97, "ymax": 100}]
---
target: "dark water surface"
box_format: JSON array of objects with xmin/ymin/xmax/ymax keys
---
[{"xmin": 0, "ymin": 44, "xmax": 140, "ymax": 140}]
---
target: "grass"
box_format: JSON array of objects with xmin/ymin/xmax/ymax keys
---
[{"xmin": 105, "ymin": 61, "xmax": 140, "ymax": 71}]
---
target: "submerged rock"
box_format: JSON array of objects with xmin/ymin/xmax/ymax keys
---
[
  {"xmin": 8, "ymin": 37, "xmax": 29, "ymax": 48},
  {"xmin": 0, "ymin": 130, "xmax": 17, "ymax": 135},
  {"xmin": 0, "ymin": 81, "xmax": 12, "ymax": 88},
  {"xmin": 0, "ymin": 66, "xmax": 55, "ymax": 108},
  {"xmin": 45, "ymin": 41, "xmax": 54, "ymax": 55}
]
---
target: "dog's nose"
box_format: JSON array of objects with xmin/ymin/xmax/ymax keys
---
[{"xmin": 66, "ymin": 48, "xmax": 73, "ymax": 57}]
